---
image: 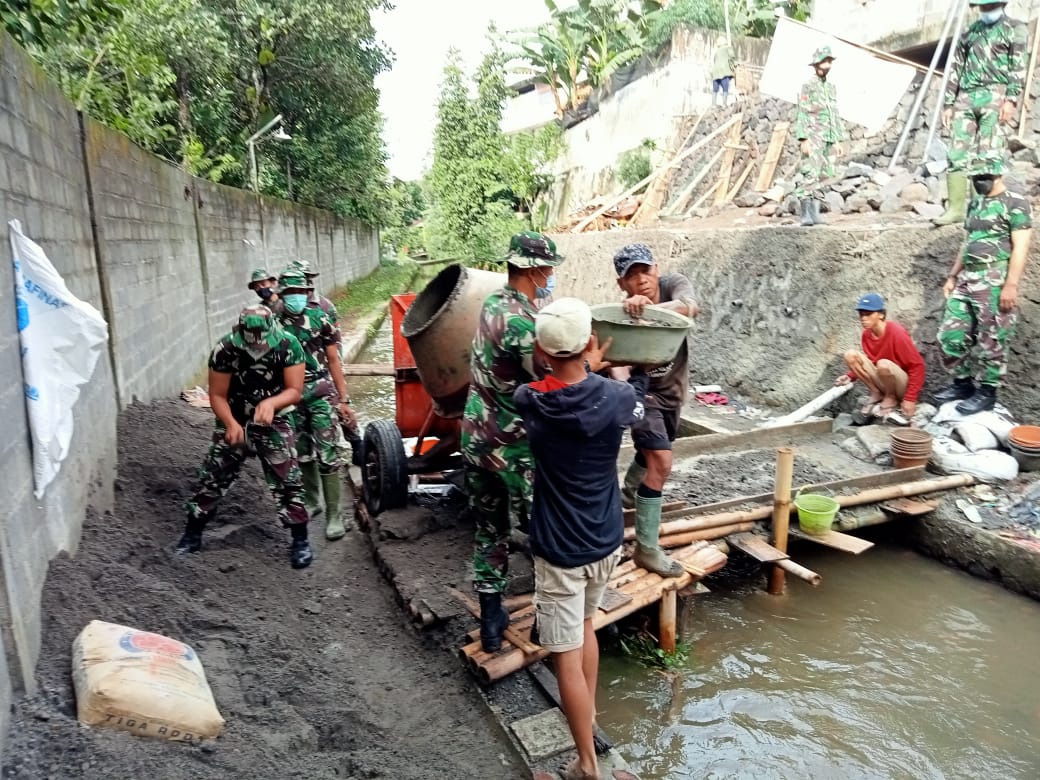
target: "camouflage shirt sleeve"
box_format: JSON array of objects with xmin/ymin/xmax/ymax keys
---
[
  {"xmin": 793, "ymin": 81, "xmax": 812, "ymax": 140},
  {"xmin": 209, "ymin": 336, "xmax": 236, "ymax": 373},
  {"xmin": 279, "ymin": 332, "xmax": 306, "ymax": 367},
  {"xmin": 1007, "ymin": 19, "xmax": 1028, "ymax": 100},
  {"xmin": 827, "ymin": 83, "xmax": 846, "ymax": 143},
  {"xmin": 1007, "ymin": 192, "xmax": 1033, "ymax": 232},
  {"xmin": 319, "ymin": 310, "xmax": 341, "ymax": 348},
  {"xmin": 502, "ymin": 308, "xmax": 537, "ymax": 379},
  {"xmin": 945, "ymin": 29, "xmax": 968, "ymax": 106}
]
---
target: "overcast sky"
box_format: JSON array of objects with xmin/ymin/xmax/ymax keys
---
[{"xmin": 373, "ymin": 0, "xmax": 551, "ymax": 181}]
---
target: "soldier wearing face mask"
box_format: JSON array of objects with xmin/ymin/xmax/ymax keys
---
[
  {"xmin": 177, "ymin": 306, "xmax": 314, "ymax": 569},
  {"xmin": 934, "ymin": 167, "xmax": 1033, "ymax": 413},
  {"xmin": 248, "ymin": 268, "xmax": 279, "ymax": 305},
  {"xmin": 934, "ymin": 0, "xmax": 1028, "ymax": 226}
]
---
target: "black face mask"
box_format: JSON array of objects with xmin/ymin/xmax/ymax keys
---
[
  {"xmin": 255, "ymin": 287, "xmax": 274, "ymax": 301},
  {"xmin": 972, "ymin": 176, "xmax": 995, "ymax": 196}
]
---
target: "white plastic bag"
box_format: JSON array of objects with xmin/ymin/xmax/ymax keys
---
[
  {"xmin": 953, "ymin": 421, "xmax": 999, "ymax": 452},
  {"xmin": 9, "ymin": 220, "xmax": 108, "ymax": 498},
  {"xmin": 72, "ymin": 620, "xmax": 225, "ymax": 742},
  {"xmin": 931, "ymin": 439, "xmax": 1019, "ymax": 483}
]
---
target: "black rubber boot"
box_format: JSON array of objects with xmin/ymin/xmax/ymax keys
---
[
  {"xmin": 956, "ymin": 384, "xmax": 996, "ymax": 415},
  {"xmin": 289, "ymin": 524, "xmax": 314, "ymax": 569},
  {"xmin": 799, "ymin": 199, "xmax": 814, "ymax": 226},
  {"xmin": 478, "ymin": 591, "xmax": 510, "ymax": 653},
  {"xmin": 174, "ymin": 514, "xmax": 209, "ymax": 555},
  {"xmin": 933, "ymin": 378, "xmax": 975, "ymax": 404}
]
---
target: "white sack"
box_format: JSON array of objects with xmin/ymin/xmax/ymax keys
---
[
  {"xmin": 931, "ymin": 440, "xmax": 1019, "ymax": 483},
  {"xmin": 8, "ymin": 220, "xmax": 108, "ymax": 498},
  {"xmin": 953, "ymin": 421, "xmax": 1000, "ymax": 452}
]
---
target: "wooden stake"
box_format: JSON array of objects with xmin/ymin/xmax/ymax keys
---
[
  {"xmin": 571, "ymin": 115, "xmax": 740, "ymax": 233},
  {"xmin": 767, "ymin": 447, "xmax": 794, "ymax": 596},
  {"xmin": 753, "ymin": 122, "xmax": 790, "ymax": 191},
  {"xmin": 659, "ymin": 586, "xmax": 678, "ymax": 655},
  {"xmin": 1020, "ymin": 19, "xmax": 1040, "ymax": 134},
  {"xmin": 685, "ymin": 181, "xmax": 722, "ymax": 217},
  {"xmin": 632, "ymin": 111, "xmax": 707, "ymax": 226},
  {"xmin": 664, "ymin": 148, "xmax": 727, "ymax": 216},
  {"xmin": 714, "ymin": 114, "xmax": 744, "ymax": 205},
  {"xmin": 724, "ymin": 159, "xmax": 756, "ymax": 202}
]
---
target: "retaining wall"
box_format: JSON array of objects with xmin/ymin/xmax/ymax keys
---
[{"xmin": 0, "ymin": 31, "xmax": 379, "ymax": 754}]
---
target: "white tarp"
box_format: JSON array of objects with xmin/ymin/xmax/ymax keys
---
[
  {"xmin": 758, "ymin": 17, "xmax": 918, "ymax": 135},
  {"xmin": 9, "ymin": 220, "xmax": 108, "ymax": 498}
]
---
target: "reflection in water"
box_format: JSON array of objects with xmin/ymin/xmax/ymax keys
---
[{"xmin": 600, "ymin": 546, "xmax": 1040, "ymax": 780}]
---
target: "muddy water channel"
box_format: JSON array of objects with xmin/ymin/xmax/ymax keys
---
[{"xmin": 348, "ymin": 320, "xmax": 1040, "ymax": 780}]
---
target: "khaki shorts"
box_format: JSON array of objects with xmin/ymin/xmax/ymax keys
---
[{"xmin": 533, "ymin": 550, "xmax": 621, "ymax": 653}]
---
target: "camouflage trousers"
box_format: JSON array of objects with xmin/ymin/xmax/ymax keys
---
[
  {"xmin": 947, "ymin": 88, "xmax": 1007, "ymax": 175},
  {"xmin": 185, "ymin": 416, "xmax": 308, "ymax": 527},
  {"xmin": 794, "ymin": 139, "xmax": 836, "ymax": 199},
  {"xmin": 937, "ymin": 266, "xmax": 1017, "ymax": 387},
  {"xmin": 467, "ymin": 461, "xmax": 533, "ymax": 595},
  {"xmin": 293, "ymin": 380, "xmax": 343, "ymax": 474}
]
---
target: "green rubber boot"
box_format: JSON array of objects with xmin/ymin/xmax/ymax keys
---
[
  {"xmin": 321, "ymin": 472, "xmax": 350, "ymax": 540},
  {"xmin": 933, "ymin": 172, "xmax": 967, "ymax": 226},
  {"xmin": 300, "ymin": 460, "xmax": 323, "ymax": 518},
  {"xmin": 621, "ymin": 460, "xmax": 647, "ymax": 510},
  {"xmin": 633, "ymin": 494, "xmax": 683, "ymax": 578}
]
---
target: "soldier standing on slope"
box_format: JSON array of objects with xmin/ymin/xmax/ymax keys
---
[
  {"xmin": 793, "ymin": 46, "xmax": 846, "ymax": 227},
  {"xmin": 934, "ymin": 0, "xmax": 1028, "ymax": 227}
]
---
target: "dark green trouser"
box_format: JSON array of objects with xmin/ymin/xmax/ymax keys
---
[{"xmin": 467, "ymin": 463, "xmax": 532, "ymax": 595}]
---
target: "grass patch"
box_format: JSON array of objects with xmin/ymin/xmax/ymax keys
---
[
  {"xmin": 617, "ymin": 630, "xmax": 690, "ymax": 671},
  {"xmin": 330, "ymin": 258, "xmax": 421, "ymax": 329}
]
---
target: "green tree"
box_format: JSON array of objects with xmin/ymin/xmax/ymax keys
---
[
  {"xmin": 501, "ymin": 124, "xmax": 565, "ymax": 222},
  {"xmin": 382, "ymin": 178, "xmax": 426, "ymax": 256}
]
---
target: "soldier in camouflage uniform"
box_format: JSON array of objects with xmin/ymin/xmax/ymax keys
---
[
  {"xmin": 935, "ymin": 1, "xmax": 1028, "ymax": 226},
  {"xmin": 177, "ymin": 305, "xmax": 314, "ymax": 569},
  {"xmin": 275, "ymin": 269, "xmax": 355, "ymax": 540},
  {"xmin": 247, "ymin": 268, "xmax": 278, "ymax": 305},
  {"xmin": 461, "ymin": 231, "xmax": 564, "ymax": 652},
  {"xmin": 793, "ymin": 46, "xmax": 846, "ymax": 227},
  {"xmin": 934, "ymin": 169, "xmax": 1032, "ymax": 413},
  {"xmin": 289, "ymin": 259, "xmax": 340, "ymax": 324}
]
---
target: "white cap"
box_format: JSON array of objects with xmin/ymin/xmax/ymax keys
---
[{"xmin": 536, "ymin": 297, "xmax": 592, "ymax": 357}]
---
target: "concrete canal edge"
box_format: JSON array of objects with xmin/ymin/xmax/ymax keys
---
[{"xmin": 340, "ymin": 265, "xmax": 422, "ymax": 363}]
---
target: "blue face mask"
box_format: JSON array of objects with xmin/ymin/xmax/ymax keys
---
[
  {"xmin": 283, "ymin": 294, "xmax": 308, "ymax": 314},
  {"xmin": 980, "ymin": 9, "xmax": 1003, "ymax": 24},
  {"xmin": 535, "ymin": 271, "xmax": 555, "ymax": 300}
]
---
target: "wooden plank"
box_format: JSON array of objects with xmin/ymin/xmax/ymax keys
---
[
  {"xmin": 724, "ymin": 159, "xmax": 756, "ymax": 202},
  {"xmin": 528, "ymin": 663, "xmax": 615, "ymax": 755},
  {"xmin": 789, "ymin": 527, "xmax": 875, "ymax": 554},
  {"xmin": 342, "ymin": 363, "xmax": 395, "ymax": 376},
  {"xmin": 880, "ymin": 498, "xmax": 938, "ymax": 516},
  {"xmin": 714, "ymin": 114, "xmax": 744, "ymax": 206},
  {"xmin": 729, "ymin": 532, "xmax": 789, "ymax": 563},
  {"xmin": 685, "ymin": 181, "xmax": 722, "ymax": 217},
  {"xmin": 660, "ymin": 466, "xmax": 927, "ymax": 520},
  {"xmin": 620, "ymin": 417, "xmax": 832, "ymax": 461},
  {"xmin": 599, "ymin": 587, "xmax": 633, "ymax": 613},
  {"xmin": 753, "ymin": 121, "xmax": 789, "ymax": 192},
  {"xmin": 664, "ymin": 148, "xmax": 727, "ymax": 216},
  {"xmin": 632, "ymin": 112, "xmax": 706, "ymax": 226}
]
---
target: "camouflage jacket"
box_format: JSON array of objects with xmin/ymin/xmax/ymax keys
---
[
  {"xmin": 460, "ymin": 286, "xmax": 538, "ymax": 471},
  {"xmin": 794, "ymin": 77, "xmax": 844, "ymax": 144},
  {"xmin": 209, "ymin": 330, "xmax": 305, "ymax": 424},
  {"xmin": 276, "ymin": 306, "xmax": 340, "ymax": 393},
  {"xmin": 963, "ymin": 189, "xmax": 1032, "ymax": 269},
  {"xmin": 945, "ymin": 16, "xmax": 1028, "ymax": 105},
  {"xmin": 311, "ymin": 293, "xmax": 339, "ymax": 325}
]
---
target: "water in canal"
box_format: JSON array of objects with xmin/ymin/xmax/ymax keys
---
[{"xmin": 349, "ymin": 319, "xmax": 1040, "ymax": 780}]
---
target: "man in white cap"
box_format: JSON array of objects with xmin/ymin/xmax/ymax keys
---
[{"xmin": 514, "ymin": 297, "xmax": 645, "ymax": 780}]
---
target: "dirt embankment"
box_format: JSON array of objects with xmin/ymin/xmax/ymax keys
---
[{"xmin": 3, "ymin": 400, "xmax": 519, "ymax": 779}]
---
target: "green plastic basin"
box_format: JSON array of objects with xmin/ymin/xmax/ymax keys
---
[{"xmin": 590, "ymin": 303, "xmax": 692, "ymax": 367}]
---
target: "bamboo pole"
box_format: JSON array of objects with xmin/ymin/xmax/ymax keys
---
[
  {"xmin": 663, "ymin": 147, "xmax": 727, "ymax": 216},
  {"xmin": 724, "ymin": 159, "xmax": 756, "ymax": 202},
  {"xmin": 659, "ymin": 587, "xmax": 678, "ymax": 654},
  {"xmin": 778, "ymin": 558, "xmax": 822, "ymax": 587},
  {"xmin": 626, "ymin": 510, "xmax": 749, "ymax": 542},
  {"xmin": 768, "ymin": 448, "xmax": 794, "ymax": 596},
  {"xmin": 685, "ymin": 181, "xmax": 722, "ymax": 217},
  {"xmin": 832, "ymin": 474, "xmax": 974, "ymax": 506},
  {"xmin": 571, "ymin": 115, "xmax": 740, "ymax": 232},
  {"xmin": 920, "ymin": 0, "xmax": 969, "ymax": 165},
  {"xmin": 449, "ymin": 589, "xmax": 541, "ymax": 654},
  {"xmin": 659, "ymin": 521, "xmax": 755, "ymax": 548},
  {"xmin": 632, "ymin": 111, "xmax": 707, "ymax": 225}
]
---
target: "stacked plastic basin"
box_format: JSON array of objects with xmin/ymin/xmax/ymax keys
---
[
  {"xmin": 1008, "ymin": 426, "xmax": 1040, "ymax": 472},
  {"xmin": 890, "ymin": 429, "xmax": 934, "ymax": 469}
]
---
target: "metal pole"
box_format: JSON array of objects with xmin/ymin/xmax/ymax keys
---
[
  {"xmin": 888, "ymin": 0, "xmax": 961, "ymax": 173},
  {"xmin": 920, "ymin": 0, "xmax": 970, "ymax": 165},
  {"xmin": 245, "ymin": 113, "xmax": 284, "ymax": 193},
  {"xmin": 287, "ymin": 159, "xmax": 293, "ymax": 201}
]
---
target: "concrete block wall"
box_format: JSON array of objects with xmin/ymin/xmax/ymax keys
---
[
  {"xmin": 0, "ymin": 33, "xmax": 118, "ymax": 753},
  {"xmin": 0, "ymin": 30, "xmax": 379, "ymax": 757}
]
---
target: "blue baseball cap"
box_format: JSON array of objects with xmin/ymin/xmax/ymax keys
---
[{"xmin": 856, "ymin": 292, "xmax": 885, "ymax": 312}]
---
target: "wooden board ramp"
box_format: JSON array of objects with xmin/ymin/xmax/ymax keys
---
[
  {"xmin": 728, "ymin": 533, "xmax": 789, "ymax": 563},
  {"xmin": 458, "ymin": 541, "xmax": 727, "ymax": 685},
  {"xmin": 788, "ymin": 527, "xmax": 875, "ymax": 555}
]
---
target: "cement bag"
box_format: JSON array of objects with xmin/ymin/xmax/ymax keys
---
[
  {"xmin": 72, "ymin": 620, "xmax": 224, "ymax": 742},
  {"xmin": 965, "ymin": 410, "xmax": 1016, "ymax": 446},
  {"xmin": 9, "ymin": 220, "xmax": 108, "ymax": 498},
  {"xmin": 931, "ymin": 442, "xmax": 1019, "ymax": 483},
  {"xmin": 953, "ymin": 421, "xmax": 999, "ymax": 452}
]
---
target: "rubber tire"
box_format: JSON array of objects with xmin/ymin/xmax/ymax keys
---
[{"xmin": 362, "ymin": 420, "xmax": 408, "ymax": 516}]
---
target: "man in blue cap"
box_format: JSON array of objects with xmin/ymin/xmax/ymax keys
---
[{"xmin": 835, "ymin": 293, "xmax": 926, "ymax": 425}]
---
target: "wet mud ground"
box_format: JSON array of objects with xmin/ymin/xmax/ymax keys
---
[{"xmin": 3, "ymin": 400, "xmax": 521, "ymax": 779}]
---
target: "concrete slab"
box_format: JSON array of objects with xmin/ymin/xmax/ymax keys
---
[{"xmin": 510, "ymin": 708, "xmax": 575, "ymax": 762}]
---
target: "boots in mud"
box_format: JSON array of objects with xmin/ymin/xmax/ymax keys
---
[
  {"xmin": 956, "ymin": 384, "xmax": 996, "ymax": 415},
  {"xmin": 322, "ymin": 471, "xmax": 351, "ymax": 540},
  {"xmin": 300, "ymin": 460, "xmax": 323, "ymax": 518},
  {"xmin": 933, "ymin": 172, "xmax": 967, "ymax": 227},
  {"xmin": 175, "ymin": 511, "xmax": 211, "ymax": 555},
  {"xmin": 478, "ymin": 591, "xmax": 510, "ymax": 653},
  {"xmin": 621, "ymin": 458, "xmax": 647, "ymax": 510},
  {"xmin": 810, "ymin": 199, "xmax": 826, "ymax": 225},
  {"xmin": 289, "ymin": 523, "xmax": 314, "ymax": 569},
  {"xmin": 933, "ymin": 377, "xmax": 975, "ymax": 405},
  {"xmin": 633, "ymin": 491, "xmax": 683, "ymax": 578},
  {"xmin": 799, "ymin": 199, "xmax": 815, "ymax": 227}
]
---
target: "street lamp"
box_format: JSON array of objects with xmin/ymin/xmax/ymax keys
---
[{"xmin": 247, "ymin": 114, "xmax": 292, "ymax": 192}]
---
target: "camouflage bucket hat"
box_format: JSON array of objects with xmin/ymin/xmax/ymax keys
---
[
  {"xmin": 277, "ymin": 269, "xmax": 313, "ymax": 293},
  {"xmin": 248, "ymin": 267, "xmax": 276, "ymax": 287},
  {"xmin": 810, "ymin": 45, "xmax": 835, "ymax": 65},
  {"xmin": 968, "ymin": 0, "xmax": 1006, "ymax": 5},
  {"xmin": 232, "ymin": 305, "xmax": 279, "ymax": 349},
  {"xmin": 290, "ymin": 259, "xmax": 318, "ymax": 278},
  {"xmin": 502, "ymin": 231, "xmax": 563, "ymax": 268}
]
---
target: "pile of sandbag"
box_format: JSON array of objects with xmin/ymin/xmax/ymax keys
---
[
  {"xmin": 72, "ymin": 620, "xmax": 224, "ymax": 742},
  {"xmin": 924, "ymin": 402, "xmax": 1020, "ymax": 483}
]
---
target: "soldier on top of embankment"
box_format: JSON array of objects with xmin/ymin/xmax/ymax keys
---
[{"xmin": 793, "ymin": 46, "xmax": 846, "ymax": 228}]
